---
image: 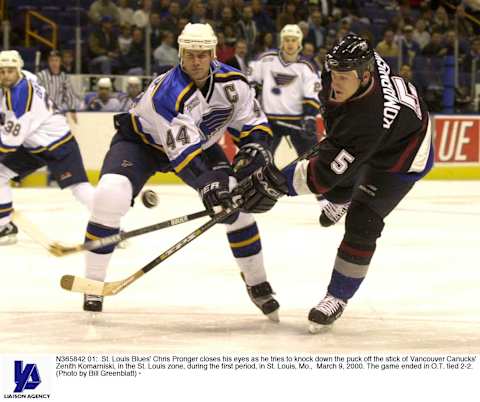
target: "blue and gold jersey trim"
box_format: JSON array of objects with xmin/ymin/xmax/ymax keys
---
[
  {"xmin": 303, "ymin": 98, "xmax": 320, "ymax": 109},
  {"xmin": 28, "ymin": 132, "xmax": 74, "ymax": 154},
  {"xmin": 130, "ymin": 113, "xmax": 165, "ymax": 152},
  {"xmin": 267, "ymin": 113, "xmax": 303, "ymax": 121},
  {"xmin": 171, "ymin": 142, "xmax": 203, "ymax": 173},
  {"xmin": 229, "ymin": 124, "xmax": 272, "ymax": 143},
  {"xmin": 5, "ymin": 79, "xmax": 33, "ymax": 118},
  {"xmin": 215, "ymin": 71, "xmax": 249, "ymax": 86}
]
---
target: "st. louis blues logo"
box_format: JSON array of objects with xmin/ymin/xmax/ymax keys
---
[
  {"xmin": 199, "ymin": 107, "xmax": 233, "ymax": 139},
  {"xmin": 271, "ymin": 72, "xmax": 297, "ymax": 87}
]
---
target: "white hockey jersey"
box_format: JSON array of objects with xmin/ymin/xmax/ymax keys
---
[
  {"xmin": 130, "ymin": 62, "xmax": 271, "ymax": 174},
  {"xmin": 247, "ymin": 50, "xmax": 321, "ymax": 121},
  {"xmin": 0, "ymin": 71, "xmax": 71, "ymax": 155}
]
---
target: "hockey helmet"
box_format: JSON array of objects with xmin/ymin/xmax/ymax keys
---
[
  {"xmin": 326, "ymin": 34, "xmax": 374, "ymax": 76},
  {"xmin": 280, "ymin": 24, "xmax": 303, "ymax": 48},
  {"xmin": 0, "ymin": 50, "xmax": 24, "ymax": 74},
  {"xmin": 178, "ymin": 23, "xmax": 218, "ymax": 59}
]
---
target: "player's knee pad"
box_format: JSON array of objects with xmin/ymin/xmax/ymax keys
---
[
  {"xmin": 91, "ymin": 174, "xmax": 133, "ymax": 227},
  {"xmin": 344, "ymin": 201, "xmax": 385, "ymax": 245}
]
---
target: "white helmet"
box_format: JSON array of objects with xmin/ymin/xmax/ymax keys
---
[
  {"xmin": 178, "ymin": 23, "xmax": 217, "ymax": 59},
  {"xmin": 127, "ymin": 76, "xmax": 141, "ymax": 86},
  {"xmin": 97, "ymin": 77, "xmax": 112, "ymax": 89},
  {"xmin": 0, "ymin": 50, "xmax": 24, "ymax": 74},
  {"xmin": 280, "ymin": 24, "xmax": 303, "ymax": 49}
]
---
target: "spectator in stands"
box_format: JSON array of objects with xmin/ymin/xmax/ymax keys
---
[
  {"xmin": 150, "ymin": 13, "xmax": 163, "ymax": 49},
  {"xmin": 254, "ymin": 31, "xmax": 275, "ymax": 56},
  {"xmin": 133, "ymin": 0, "xmax": 153, "ymax": 28},
  {"xmin": 302, "ymin": 42, "xmax": 316, "ymax": 65},
  {"xmin": 206, "ymin": 0, "xmax": 223, "ymax": 21},
  {"xmin": 162, "ymin": 1, "xmax": 181, "ymax": 35},
  {"xmin": 276, "ymin": 1, "xmax": 298, "ymax": 31},
  {"xmin": 122, "ymin": 27, "xmax": 146, "ymax": 75},
  {"xmin": 216, "ymin": 32, "xmax": 235, "ymax": 62},
  {"xmin": 306, "ymin": 9, "xmax": 326, "ymax": 49},
  {"xmin": 158, "ymin": 0, "xmax": 172, "ymax": 16},
  {"xmin": 314, "ymin": 47, "xmax": 327, "ymax": 71},
  {"xmin": 376, "ymin": 29, "xmax": 400, "ymax": 58},
  {"xmin": 118, "ymin": 24, "xmax": 133, "ymax": 56},
  {"xmin": 237, "ymin": 5, "xmax": 258, "ymax": 55},
  {"xmin": 61, "ymin": 49, "xmax": 75, "ymax": 74},
  {"xmin": 413, "ymin": 18, "xmax": 431, "ymax": 50},
  {"xmin": 118, "ymin": 0, "xmax": 134, "ymax": 26},
  {"xmin": 359, "ymin": 29, "xmax": 375, "ymax": 47},
  {"xmin": 88, "ymin": 0, "xmax": 120, "ymax": 25},
  {"xmin": 251, "ymin": 0, "xmax": 275, "ymax": 33},
  {"xmin": 37, "ymin": 50, "xmax": 79, "ymax": 123},
  {"xmin": 444, "ymin": 29, "xmax": 468, "ymax": 58},
  {"xmin": 432, "ymin": 5, "xmax": 450, "ymax": 33},
  {"xmin": 399, "ymin": 64, "xmax": 413, "ymax": 82},
  {"xmin": 119, "ymin": 76, "xmax": 143, "ymax": 112},
  {"xmin": 463, "ymin": 36, "xmax": 480, "ymax": 75},
  {"xmin": 190, "ymin": 0, "xmax": 208, "ymax": 23},
  {"xmin": 84, "ymin": 77, "xmax": 121, "ymax": 112},
  {"xmin": 298, "ymin": 21, "xmax": 310, "ymax": 46},
  {"xmin": 400, "ymin": 24, "xmax": 421, "ymax": 65},
  {"xmin": 153, "ymin": 31, "xmax": 179, "ymax": 69},
  {"xmin": 422, "ymin": 30, "xmax": 447, "ymax": 57},
  {"xmin": 88, "ymin": 16, "xmax": 120, "ymax": 74},
  {"xmin": 225, "ymin": 38, "xmax": 248, "ymax": 73}
]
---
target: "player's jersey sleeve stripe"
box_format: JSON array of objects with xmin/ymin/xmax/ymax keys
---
[
  {"xmin": 85, "ymin": 231, "xmax": 100, "ymax": 241},
  {"xmin": 25, "ymin": 81, "xmax": 33, "ymax": 112},
  {"xmin": 303, "ymin": 98, "xmax": 320, "ymax": 109},
  {"xmin": 215, "ymin": 72, "xmax": 249, "ymax": 85},
  {"xmin": 229, "ymin": 234, "xmax": 260, "ymax": 248},
  {"xmin": 171, "ymin": 143, "xmax": 203, "ymax": 173},
  {"xmin": 239, "ymin": 124, "xmax": 272, "ymax": 139},
  {"xmin": 267, "ymin": 113, "xmax": 303, "ymax": 120},
  {"xmin": 175, "ymin": 82, "xmax": 195, "ymax": 112}
]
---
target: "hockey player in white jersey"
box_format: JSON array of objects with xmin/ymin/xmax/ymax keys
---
[
  {"xmin": 248, "ymin": 24, "xmax": 322, "ymax": 158},
  {"xmin": 81, "ymin": 23, "xmax": 280, "ymax": 321},
  {"xmin": 0, "ymin": 50, "xmax": 94, "ymax": 245}
]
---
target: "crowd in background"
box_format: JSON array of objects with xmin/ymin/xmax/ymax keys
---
[{"xmin": 5, "ymin": 0, "xmax": 480, "ymax": 112}]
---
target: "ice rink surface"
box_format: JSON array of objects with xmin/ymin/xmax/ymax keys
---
[{"xmin": 1, "ymin": 181, "xmax": 479, "ymax": 353}]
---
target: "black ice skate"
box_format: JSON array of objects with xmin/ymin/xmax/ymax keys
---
[
  {"xmin": 83, "ymin": 294, "xmax": 104, "ymax": 312},
  {"xmin": 242, "ymin": 274, "xmax": 280, "ymax": 322},
  {"xmin": 308, "ymin": 294, "xmax": 347, "ymax": 333},
  {"xmin": 0, "ymin": 222, "xmax": 18, "ymax": 245},
  {"xmin": 319, "ymin": 201, "xmax": 350, "ymax": 227}
]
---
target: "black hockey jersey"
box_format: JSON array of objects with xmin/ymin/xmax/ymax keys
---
[{"xmin": 285, "ymin": 53, "xmax": 433, "ymax": 196}]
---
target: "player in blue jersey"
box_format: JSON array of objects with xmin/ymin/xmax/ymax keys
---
[
  {"xmin": 81, "ymin": 23, "xmax": 280, "ymax": 321},
  {"xmin": 235, "ymin": 35, "xmax": 434, "ymax": 332},
  {"xmin": 0, "ymin": 50, "xmax": 94, "ymax": 245}
]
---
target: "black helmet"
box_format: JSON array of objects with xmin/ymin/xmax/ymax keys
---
[{"xmin": 326, "ymin": 34, "xmax": 374, "ymax": 73}]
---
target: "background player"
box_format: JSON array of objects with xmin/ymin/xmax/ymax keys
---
[
  {"xmin": 82, "ymin": 23, "xmax": 280, "ymax": 322},
  {"xmin": 0, "ymin": 51, "xmax": 94, "ymax": 245},
  {"xmin": 236, "ymin": 34, "xmax": 434, "ymax": 333}
]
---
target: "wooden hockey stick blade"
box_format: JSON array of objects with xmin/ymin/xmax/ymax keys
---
[
  {"xmin": 49, "ymin": 209, "xmax": 210, "ymax": 257},
  {"xmin": 59, "ymin": 208, "xmax": 231, "ymax": 296},
  {"xmin": 12, "ymin": 211, "xmax": 59, "ymax": 255}
]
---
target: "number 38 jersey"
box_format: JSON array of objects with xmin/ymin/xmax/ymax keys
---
[
  {"xmin": 287, "ymin": 53, "xmax": 433, "ymax": 196},
  {"xmin": 130, "ymin": 62, "xmax": 271, "ymax": 176},
  {"xmin": 0, "ymin": 70, "xmax": 71, "ymax": 155}
]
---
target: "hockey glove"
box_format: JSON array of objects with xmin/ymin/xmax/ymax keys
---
[
  {"xmin": 235, "ymin": 164, "xmax": 289, "ymax": 213},
  {"xmin": 302, "ymin": 117, "xmax": 317, "ymax": 139},
  {"xmin": 233, "ymin": 143, "xmax": 273, "ymax": 182},
  {"xmin": 197, "ymin": 170, "xmax": 234, "ymax": 216}
]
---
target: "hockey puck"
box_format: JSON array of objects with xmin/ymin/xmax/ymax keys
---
[{"xmin": 141, "ymin": 190, "xmax": 159, "ymax": 208}]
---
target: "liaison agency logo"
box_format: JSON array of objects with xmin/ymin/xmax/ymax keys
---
[{"xmin": 0, "ymin": 356, "xmax": 54, "ymax": 399}]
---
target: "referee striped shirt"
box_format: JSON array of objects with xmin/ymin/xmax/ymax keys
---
[{"xmin": 36, "ymin": 68, "xmax": 78, "ymax": 112}]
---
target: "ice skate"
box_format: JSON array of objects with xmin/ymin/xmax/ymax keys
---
[
  {"xmin": 83, "ymin": 294, "xmax": 104, "ymax": 312},
  {"xmin": 242, "ymin": 274, "xmax": 280, "ymax": 322},
  {"xmin": 0, "ymin": 222, "xmax": 18, "ymax": 245},
  {"xmin": 308, "ymin": 293, "xmax": 347, "ymax": 333}
]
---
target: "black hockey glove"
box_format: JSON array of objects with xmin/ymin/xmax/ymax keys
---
[
  {"xmin": 302, "ymin": 117, "xmax": 317, "ymax": 138},
  {"xmin": 197, "ymin": 170, "xmax": 234, "ymax": 216},
  {"xmin": 235, "ymin": 164, "xmax": 289, "ymax": 213},
  {"xmin": 233, "ymin": 143, "xmax": 273, "ymax": 182}
]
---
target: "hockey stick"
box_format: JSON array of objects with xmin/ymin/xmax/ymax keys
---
[
  {"xmin": 275, "ymin": 120, "xmax": 303, "ymax": 131},
  {"xmin": 11, "ymin": 211, "xmax": 58, "ymax": 255},
  {"xmin": 49, "ymin": 209, "xmax": 210, "ymax": 256},
  {"xmin": 60, "ymin": 141, "xmax": 324, "ymax": 297}
]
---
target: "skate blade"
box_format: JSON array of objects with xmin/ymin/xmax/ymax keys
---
[
  {"xmin": 266, "ymin": 310, "xmax": 280, "ymax": 323},
  {"xmin": 308, "ymin": 321, "xmax": 332, "ymax": 334},
  {"xmin": 0, "ymin": 235, "xmax": 17, "ymax": 246}
]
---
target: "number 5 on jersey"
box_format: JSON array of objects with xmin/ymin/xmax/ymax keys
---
[
  {"xmin": 331, "ymin": 149, "xmax": 355, "ymax": 174},
  {"xmin": 166, "ymin": 126, "xmax": 190, "ymax": 150}
]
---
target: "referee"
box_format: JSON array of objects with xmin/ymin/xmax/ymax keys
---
[{"xmin": 37, "ymin": 50, "xmax": 79, "ymax": 123}]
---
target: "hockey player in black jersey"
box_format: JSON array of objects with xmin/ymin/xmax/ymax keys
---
[{"xmin": 235, "ymin": 34, "xmax": 434, "ymax": 332}]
